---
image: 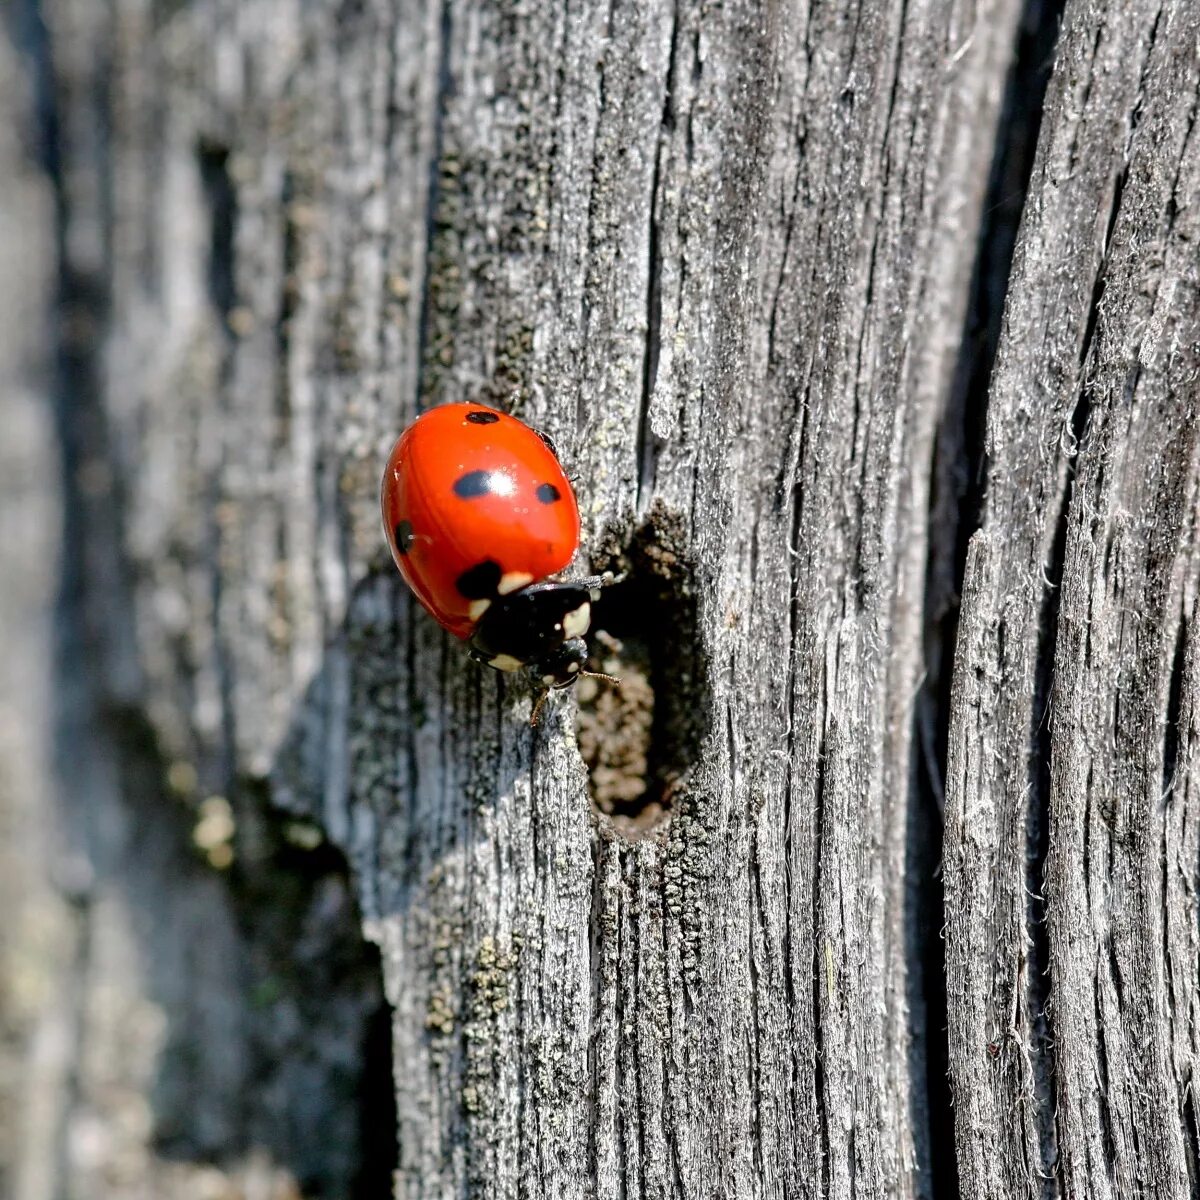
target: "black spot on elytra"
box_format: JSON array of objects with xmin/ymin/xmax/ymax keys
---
[
  {"xmin": 466, "ymin": 410, "xmax": 500, "ymax": 425},
  {"xmin": 453, "ymin": 470, "xmax": 493, "ymax": 499},
  {"xmin": 536, "ymin": 429, "xmax": 559, "ymax": 458},
  {"xmin": 393, "ymin": 519, "xmax": 415, "ymax": 555},
  {"xmin": 456, "ymin": 559, "xmax": 502, "ymax": 599},
  {"xmin": 536, "ymin": 483, "xmax": 561, "ymax": 504}
]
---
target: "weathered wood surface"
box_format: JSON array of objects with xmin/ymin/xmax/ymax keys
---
[
  {"xmin": 3, "ymin": 0, "xmax": 1199, "ymax": 1196},
  {"xmin": 943, "ymin": 3, "xmax": 1200, "ymax": 1198},
  {"xmin": 0, "ymin": 29, "xmax": 63, "ymax": 1200}
]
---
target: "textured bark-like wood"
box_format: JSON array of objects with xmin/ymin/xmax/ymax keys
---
[
  {"xmin": 8, "ymin": 0, "xmax": 1199, "ymax": 1195},
  {"xmin": 0, "ymin": 30, "xmax": 63, "ymax": 1200},
  {"xmin": 944, "ymin": 3, "xmax": 1200, "ymax": 1199},
  {"xmin": 5, "ymin": 5, "xmax": 394, "ymax": 1198}
]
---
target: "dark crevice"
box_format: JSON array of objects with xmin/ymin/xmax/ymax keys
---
[
  {"xmin": 1166, "ymin": 84, "xmax": 1200, "ymax": 229},
  {"xmin": 413, "ymin": 0, "xmax": 453, "ymax": 413},
  {"xmin": 1069, "ymin": 390, "xmax": 1095, "ymax": 469},
  {"xmin": 1183, "ymin": 1084, "xmax": 1200, "ymax": 1198},
  {"xmin": 630, "ymin": 899, "xmax": 648, "ymax": 1200},
  {"xmin": 778, "ymin": 464, "xmax": 805, "ymax": 1156},
  {"xmin": 586, "ymin": 845, "xmax": 607, "ymax": 1182},
  {"xmin": 879, "ymin": 0, "xmax": 909, "ymax": 149},
  {"xmin": 1027, "ymin": 443, "xmax": 1070, "ymax": 1195},
  {"xmin": 1163, "ymin": 610, "xmax": 1187, "ymax": 799},
  {"xmin": 634, "ymin": 176, "xmax": 662, "ymax": 514},
  {"xmin": 1094, "ymin": 984, "xmax": 1117, "ymax": 1183},
  {"xmin": 765, "ymin": 168, "xmax": 802, "ymax": 376},
  {"xmin": 1130, "ymin": 5, "xmax": 1164, "ymax": 143},
  {"xmin": 577, "ymin": 509, "xmax": 709, "ymax": 835},
  {"xmin": 6, "ymin": 0, "xmax": 58, "ymax": 184},
  {"xmin": 811, "ymin": 732, "xmax": 832, "ymax": 1197},
  {"xmin": 1077, "ymin": 162, "xmax": 1127, "ymax": 372},
  {"xmin": 196, "ymin": 139, "xmax": 238, "ymax": 324},
  {"xmin": 276, "ymin": 168, "xmax": 300, "ymax": 410},
  {"xmin": 928, "ymin": 0, "xmax": 1065, "ymax": 647},
  {"xmin": 1104, "ymin": 932, "xmax": 1126, "ymax": 1014},
  {"xmin": 14, "ymin": 13, "xmax": 111, "ymax": 1195},
  {"xmin": 1015, "ymin": 371, "xmax": 1090, "ymax": 1200},
  {"xmin": 613, "ymin": 874, "xmax": 627, "ymax": 1200},
  {"xmin": 749, "ymin": 823, "xmax": 770, "ymax": 1181},
  {"xmin": 635, "ymin": 2, "xmax": 679, "ymax": 515},
  {"xmin": 909, "ymin": 726, "xmax": 950, "ymax": 1200},
  {"xmin": 353, "ymin": 984, "xmax": 401, "ymax": 1197},
  {"xmin": 919, "ymin": 0, "xmax": 1065, "ymax": 1194},
  {"xmin": 575, "ymin": 0, "xmax": 618, "ymax": 440}
]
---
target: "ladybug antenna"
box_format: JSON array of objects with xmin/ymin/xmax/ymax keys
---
[
  {"xmin": 529, "ymin": 671, "xmax": 621, "ymax": 727},
  {"xmin": 580, "ymin": 669, "xmax": 620, "ymax": 687}
]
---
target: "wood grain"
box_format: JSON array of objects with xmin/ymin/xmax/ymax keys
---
[{"xmin": 4, "ymin": 0, "xmax": 1197, "ymax": 1195}]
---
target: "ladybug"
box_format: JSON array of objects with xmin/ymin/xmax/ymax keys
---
[{"xmin": 381, "ymin": 402, "xmax": 614, "ymax": 716}]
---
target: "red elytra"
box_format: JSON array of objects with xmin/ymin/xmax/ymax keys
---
[{"xmin": 381, "ymin": 403, "xmax": 581, "ymax": 639}]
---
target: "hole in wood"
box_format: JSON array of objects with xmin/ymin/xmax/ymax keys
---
[{"xmin": 575, "ymin": 513, "xmax": 708, "ymax": 836}]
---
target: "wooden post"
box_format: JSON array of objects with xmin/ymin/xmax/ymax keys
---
[{"xmin": 3, "ymin": 0, "xmax": 1197, "ymax": 1195}]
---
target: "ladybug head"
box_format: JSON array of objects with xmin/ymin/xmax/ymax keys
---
[{"xmin": 536, "ymin": 637, "xmax": 589, "ymax": 689}]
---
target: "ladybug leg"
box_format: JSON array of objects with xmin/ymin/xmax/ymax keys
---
[
  {"xmin": 530, "ymin": 687, "xmax": 553, "ymax": 727},
  {"xmin": 528, "ymin": 663, "xmax": 619, "ymax": 727},
  {"xmin": 532, "ymin": 427, "xmax": 560, "ymax": 460},
  {"xmin": 568, "ymin": 569, "xmax": 624, "ymax": 600}
]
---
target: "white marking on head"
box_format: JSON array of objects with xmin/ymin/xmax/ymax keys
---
[
  {"xmin": 562, "ymin": 601, "xmax": 591, "ymax": 640},
  {"xmin": 541, "ymin": 675, "xmax": 558, "ymax": 686},
  {"xmin": 468, "ymin": 598, "xmax": 491, "ymax": 621},
  {"xmin": 498, "ymin": 570, "xmax": 534, "ymax": 595},
  {"xmin": 488, "ymin": 653, "xmax": 525, "ymax": 673},
  {"xmin": 589, "ymin": 588, "xmax": 601, "ymax": 602},
  {"xmin": 567, "ymin": 661, "xmax": 580, "ymax": 673}
]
